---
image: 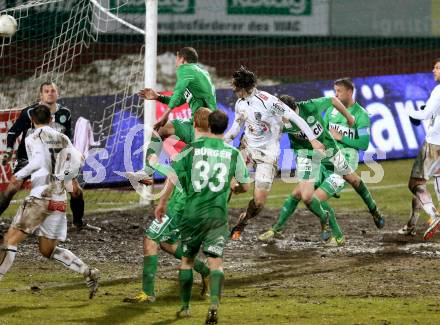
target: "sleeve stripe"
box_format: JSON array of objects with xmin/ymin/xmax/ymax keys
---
[{"xmin": 358, "ymin": 127, "xmax": 370, "ymax": 136}]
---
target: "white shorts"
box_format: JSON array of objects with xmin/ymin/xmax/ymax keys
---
[
  {"xmin": 328, "ymin": 150, "xmax": 354, "ymax": 176},
  {"xmin": 411, "ymin": 142, "xmax": 440, "ymax": 180},
  {"xmin": 12, "ymin": 197, "xmax": 68, "ymax": 241},
  {"xmin": 240, "ymin": 146, "xmax": 278, "ymax": 189},
  {"xmin": 35, "ymin": 211, "xmax": 67, "ymax": 241}
]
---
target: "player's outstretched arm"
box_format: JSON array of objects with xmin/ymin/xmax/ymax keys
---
[
  {"xmin": 409, "ymin": 86, "xmax": 440, "ymax": 120},
  {"xmin": 232, "ymin": 149, "xmax": 252, "ymax": 194},
  {"xmin": 3, "ymin": 108, "xmax": 31, "ymax": 165},
  {"xmin": 155, "ymin": 177, "xmax": 175, "ymax": 223},
  {"xmin": 14, "ymin": 139, "xmax": 44, "ymax": 180},
  {"xmin": 279, "ymin": 102, "xmax": 325, "ymax": 151},
  {"xmin": 224, "ymin": 103, "xmax": 245, "ymax": 143},
  {"xmin": 329, "ymin": 111, "xmax": 370, "ymax": 151},
  {"xmin": 331, "ymin": 97, "xmax": 355, "ymax": 126}
]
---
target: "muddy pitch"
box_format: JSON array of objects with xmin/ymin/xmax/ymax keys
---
[{"xmin": 2, "ymin": 207, "xmax": 440, "ymax": 297}]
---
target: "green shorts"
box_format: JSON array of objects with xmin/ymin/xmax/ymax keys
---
[
  {"xmin": 144, "ymin": 211, "xmax": 181, "ymax": 245},
  {"xmin": 172, "ymin": 119, "xmax": 194, "ymax": 144},
  {"xmin": 315, "ymin": 165, "xmax": 346, "ymax": 198},
  {"xmin": 180, "ymin": 218, "xmax": 229, "ymax": 259}
]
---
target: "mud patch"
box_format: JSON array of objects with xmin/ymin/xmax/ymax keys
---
[{"xmin": 2, "ymin": 207, "xmax": 440, "ymax": 297}]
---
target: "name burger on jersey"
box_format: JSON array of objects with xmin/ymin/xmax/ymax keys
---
[{"xmin": 194, "ymin": 147, "xmax": 232, "ymax": 159}]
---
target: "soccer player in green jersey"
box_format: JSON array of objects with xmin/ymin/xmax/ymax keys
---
[
  {"xmin": 123, "ymin": 109, "xmax": 213, "ymax": 304},
  {"xmin": 259, "ymin": 95, "xmax": 354, "ymax": 246},
  {"xmin": 326, "ymin": 78, "xmax": 385, "ymax": 228},
  {"xmin": 139, "ymin": 47, "xmax": 217, "ymax": 157},
  {"xmin": 155, "ymin": 110, "xmax": 250, "ymax": 324}
]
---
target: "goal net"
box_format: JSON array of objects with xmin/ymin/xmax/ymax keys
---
[{"xmin": 1, "ymin": 0, "xmax": 439, "ymax": 214}]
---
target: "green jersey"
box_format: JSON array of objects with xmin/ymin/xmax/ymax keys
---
[
  {"xmin": 167, "ymin": 186, "xmax": 185, "ymax": 216},
  {"xmin": 323, "ymin": 102, "xmax": 370, "ymax": 168},
  {"xmin": 284, "ymin": 97, "xmax": 340, "ymax": 157},
  {"xmin": 172, "ymin": 136, "xmax": 250, "ymax": 223},
  {"xmin": 152, "ymin": 160, "xmax": 186, "ymax": 215},
  {"xmin": 160, "ymin": 63, "xmax": 217, "ymax": 114},
  {"xmin": 323, "ymin": 102, "xmax": 370, "ymax": 150}
]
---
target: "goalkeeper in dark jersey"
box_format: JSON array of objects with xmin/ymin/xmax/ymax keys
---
[
  {"xmin": 155, "ymin": 110, "xmax": 250, "ymax": 324},
  {"xmin": 0, "ymin": 82, "xmax": 94, "ymax": 231}
]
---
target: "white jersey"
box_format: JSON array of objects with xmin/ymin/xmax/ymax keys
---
[
  {"xmin": 225, "ymin": 89, "xmax": 316, "ymax": 160},
  {"xmin": 14, "ymin": 126, "xmax": 83, "ymax": 201},
  {"xmin": 409, "ymin": 84, "xmax": 440, "ymax": 145}
]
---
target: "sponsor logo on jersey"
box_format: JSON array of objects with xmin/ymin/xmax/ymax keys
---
[
  {"xmin": 306, "ymin": 116, "xmax": 315, "ymax": 124},
  {"xmin": 271, "ymin": 102, "xmax": 285, "ymax": 115},
  {"xmin": 184, "ymin": 88, "xmax": 193, "ymax": 103},
  {"xmin": 59, "ymin": 115, "xmax": 67, "ymax": 123},
  {"xmin": 257, "ymin": 92, "xmax": 268, "ymax": 101},
  {"xmin": 254, "ymin": 112, "xmax": 262, "ymax": 121},
  {"xmin": 290, "ymin": 121, "xmax": 324, "ymax": 140},
  {"xmin": 329, "ymin": 123, "xmax": 356, "ymax": 139},
  {"xmin": 248, "ymin": 121, "xmax": 270, "ymax": 136}
]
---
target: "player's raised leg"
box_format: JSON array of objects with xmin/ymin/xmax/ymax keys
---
[
  {"xmin": 42, "ymin": 237, "xmax": 100, "ymax": 299},
  {"xmin": 343, "ymin": 173, "xmax": 384, "ymax": 228},
  {"xmin": 231, "ymin": 162, "xmax": 274, "ymax": 240},
  {"xmin": 0, "ymin": 227, "xmax": 26, "ymax": 280},
  {"xmin": 258, "ymin": 188, "xmax": 301, "ymax": 241}
]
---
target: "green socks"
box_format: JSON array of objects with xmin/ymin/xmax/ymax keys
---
[
  {"xmin": 174, "ymin": 245, "xmax": 210, "ymax": 277},
  {"xmin": 194, "ymin": 259, "xmax": 210, "ymax": 277},
  {"xmin": 179, "ymin": 269, "xmax": 193, "ymax": 308},
  {"xmin": 321, "ymin": 201, "xmax": 343, "ymax": 239},
  {"xmin": 209, "ymin": 270, "xmax": 224, "ymax": 306},
  {"xmin": 354, "ymin": 180, "xmax": 377, "ymax": 213},
  {"xmin": 273, "ymin": 195, "xmax": 300, "ymax": 232},
  {"xmin": 307, "ymin": 196, "xmax": 328, "ymax": 225},
  {"xmin": 142, "ymin": 255, "xmax": 158, "ymax": 296}
]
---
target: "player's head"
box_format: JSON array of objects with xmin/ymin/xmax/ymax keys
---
[
  {"xmin": 208, "ymin": 110, "xmax": 229, "ymax": 135},
  {"xmin": 176, "ymin": 47, "xmax": 198, "ymax": 67},
  {"xmin": 193, "ymin": 107, "xmax": 212, "ymax": 133},
  {"xmin": 232, "ymin": 66, "xmax": 257, "ymax": 98},
  {"xmin": 278, "ymin": 95, "xmax": 298, "ymax": 112},
  {"xmin": 30, "ymin": 104, "xmax": 51, "ymax": 126},
  {"xmin": 433, "ymin": 58, "xmax": 440, "ymax": 82},
  {"xmin": 333, "ymin": 78, "xmax": 354, "ymax": 107},
  {"xmin": 39, "ymin": 81, "xmax": 59, "ymax": 105}
]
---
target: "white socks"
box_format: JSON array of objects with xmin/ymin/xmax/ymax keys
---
[
  {"xmin": 0, "ymin": 245, "xmax": 17, "ymax": 279},
  {"xmin": 50, "ymin": 247, "xmax": 89, "ymax": 276}
]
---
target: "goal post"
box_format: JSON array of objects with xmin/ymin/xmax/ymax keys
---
[{"xmin": 141, "ymin": 0, "xmax": 157, "ymax": 205}]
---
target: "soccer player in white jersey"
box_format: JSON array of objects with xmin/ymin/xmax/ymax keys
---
[
  {"xmin": 225, "ymin": 67, "xmax": 325, "ymax": 240},
  {"xmin": 0, "ymin": 105, "xmax": 100, "ymax": 298},
  {"xmin": 398, "ymin": 58, "xmax": 440, "ymax": 240}
]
